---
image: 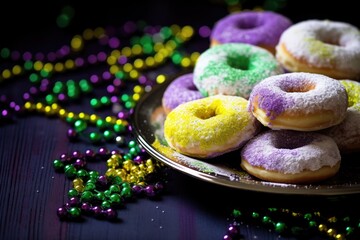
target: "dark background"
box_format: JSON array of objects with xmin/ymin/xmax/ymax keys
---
[{"xmin": 1, "ymin": 0, "xmax": 358, "ymax": 48}]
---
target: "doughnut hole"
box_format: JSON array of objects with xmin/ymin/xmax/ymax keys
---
[
  {"xmin": 273, "ymin": 131, "xmax": 313, "ymax": 149},
  {"xmin": 194, "ymin": 100, "xmax": 223, "ymax": 119},
  {"xmin": 316, "ymin": 31, "xmax": 342, "ymax": 46},
  {"xmin": 227, "ymin": 55, "xmax": 250, "ymax": 70},
  {"xmin": 280, "ymin": 81, "xmax": 315, "ymax": 93},
  {"xmin": 236, "ymin": 17, "xmax": 261, "ymax": 30}
]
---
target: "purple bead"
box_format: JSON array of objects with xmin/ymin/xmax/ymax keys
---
[
  {"xmin": 110, "ymin": 96, "xmax": 118, "ymax": 103},
  {"xmin": 81, "ymin": 202, "xmax": 92, "ymax": 213},
  {"xmin": 57, "ymin": 93, "xmax": 68, "ymax": 102},
  {"xmin": 72, "ymin": 150, "xmax": 83, "ymax": 159},
  {"xmin": 92, "ymin": 206, "xmax": 102, "ymax": 216},
  {"xmin": 60, "ymin": 153, "xmax": 71, "ymax": 162},
  {"xmin": 1, "ymin": 109, "xmax": 9, "ymax": 117},
  {"xmin": 67, "ymin": 128, "xmax": 78, "ymax": 140},
  {"xmin": 74, "ymin": 158, "xmax": 86, "ymax": 168},
  {"xmin": 108, "ymin": 37, "xmax": 120, "ymax": 48},
  {"xmin": 223, "ymin": 235, "xmax": 232, "ymax": 240},
  {"xmin": 22, "ymin": 51, "xmax": 32, "ymax": 61},
  {"xmin": 23, "ymin": 92, "xmax": 31, "ymax": 101},
  {"xmin": 132, "ymin": 185, "xmax": 143, "ymax": 195},
  {"xmin": 97, "ymin": 52, "xmax": 107, "ymax": 62},
  {"xmin": 47, "ymin": 52, "xmax": 57, "ymax": 62},
  {"xmin": 75, "ymin": 57, "xmax": 85, "ymax": 67},
  {"xmin": 89, "ymin": 74, "xmax": 100, "ymax": 85},
  {"xmin": 133, "ymin": 156, "xmax": 143, "ymax": 164},
  {"xmin": 123, "ymin": 21, "xmax": 137, "ymax": 34},
  {"xmin": 99, "ymin": 35, "xmax": 109, "ymax": 46},
  {"xmin": 88, "ymin": 55, "xmax": 97, "ymax": 65},
  {"xmin": 29, "ymin": 86, "xmax": 38, "ymax": 95},
  {"xmin": 144, "ymin": 185, "xmax": 156, "ymax": 197},
  {"xmin": 102, "ymin": 71, "xmax": 112, "ymax": 81},
  {"xmin": 35, "ymin": 52, "xmax": 45, "ymax": 61},
  {"xmin": 118, "ymin": 56, "xmax": 127, "ymax": 65},
  {"xmin": 11, "ymin": 50, "xmax": 20, "ymax": 61},
  {"xmin": 110, "ymin": 149, "xmax": 123, "ymax": 155},
  {"xmin": 69, "ymin": 197, "xmax": 80, "ymax": 206},
  {"xmin": 199, "ymin": 25, "xmax": 211, "ymax": 38},
  {"xmin": 105, "ymin": 208, "xmax": 117, "ymax": 219},
  {"xmin": 154, "ymin": 182, "xmax": 164, "ymax": 192},
  {"xmin": 98, "ymin": 147, "xmax": 109, "ymax": 156},
  {"xmin": 97, "ymin": 175, "xmax": 108, "ymax": 186},
  {"xmin": 138, "ymin": 75, "xmax": 147, "ymax": 84},
  {"xmin": 228, "ymin": 225, "xmax": 239, "ymax": 236},
  {"xmin": 85, "ymin": 149, "xmax": 96, "ymax": 159},
  {"xmin": 107, "ymin": 85, "xmax": 116, "ymax": 94},
  {"xmin": 57, "ymin": 206, "xmax": 68, "ymax": 218}
]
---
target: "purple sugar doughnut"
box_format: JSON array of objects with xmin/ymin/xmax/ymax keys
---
[
  {"xmin": 210, "ymin": 10, "xmax": 292, "ymax": 54},
  {"xmin": 162, "ymin": 73, "xmax": 203, "ymax": 114},
  {"xmin": 240, "ymin": 130, "xmax": 341, "ymax": 184}
]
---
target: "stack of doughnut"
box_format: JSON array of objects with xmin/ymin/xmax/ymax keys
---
[{"xmin": 160, "ymin": 10, "xmax": 360, "ymax": 184}]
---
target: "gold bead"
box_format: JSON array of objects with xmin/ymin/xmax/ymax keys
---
[
  {"xmin": 106, "ymin": 168, "xmax": 117, "ymax": 177},
  {"xmin": 107, "ymin": 159, "xmax": 119, "ymax": 168},
  {"xmin": 74, "ymin": 185, "xmax": 84, "ymax": 192},
  {"xmin": 123, "ymin": 160, "xmax": 134, "ymax": 171},
  {"xmin": 327, "ymin": 228, "xmax": 336, "ymax": 237},
  {"xmin": 318, "ymin": 224, "xmax": 327, "ymax": 232},
  {"xmin": 335, "ymin": 233, "xmax": 345, "ymax": 240}
]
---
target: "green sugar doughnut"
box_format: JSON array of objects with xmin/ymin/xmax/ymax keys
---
[{"xmin": 193, "ymin": 43, "xmax": 284, "ymax": 99}]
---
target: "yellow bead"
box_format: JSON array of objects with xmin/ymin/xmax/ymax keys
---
[
  {"xmin": 33, "ymin": 61, "xmax": 44, "ymax": 71},
  {"xmin": 82, "ymin": 28, "xmax": 94, "ymax": 40},
  {"xmin": 43, "ymin": 63, "xmax": 53, "ymax": 72},
  {"xmin": 132, "ymin": 93, "xmax": 141, "ymax": 101},
  {"xmin": 74, "ymin": 185, "xmax": 84, "ymax": 192},
  {"xmin": 328, "ymin": 217, "xmax": 337, "ymax": 223},
  {"xmin": 89, "ymin": 114, "xmax": 99, "ymax": 124},
  {"xmin": 71, "ymin": 35, "xmax": 83, "ymax": 51},
  {"xmin": 115, "ymin": 169, "xmax": 127, "ymax": 179},
  {"xmin": 153, "ymin": 42, "xmax": 164, "ymax": 52},
  {"xmin": 318, "ymin": 224, "xmax": 327, "ymax": 232},
  {"xmin": 1, "ymin": 69, "xmax": 12, "ymax": 79},
  {"xmin": 129, "ymin": 70, "xmax": 139, "ymax": 79},
  {"xmin": 335, "ymin": 234, "xmax": 345, "ymax": 240},
  {"xmin": 145, "ymin": 57, "xmax": 155, "ymax": 67},
  {"xmin": 66, "ymin": 111, "xmax": 75, "ymax": 119},
  {"xmin": 121, "ymin": 47, "xmax": 132, "ymax": 57},
  {"xmin": 123, "ymin": 63, "xmax": 133, "ymax": 72},
  {"xmin": 109, "ymin": 65, "xmax": 120, "ymax": 74},
  {"xmin": 128, "ymin": 175, "xmax": 138, "ymax": 183},
  {"xmin": 93, "ymin": 27, "xmax": 105, "ymax": 38},
  {"xmin": 156, "ymin": 74, "xmax": 166, "ymax": 84},
  {"xmin": 54, "ymin": 62, "xmax": 65, "ymax": 72},
  {"xmin": 123, "ymin": 160, "xmax": 133, "ymax": 171},
  {"xmin": 107, "ymin": 158, "xmax": 119, "ymax": 168},
  {"xmin": 107, "ymin": 55, "xmax": 117, "ymax": 65},
  {"xmin": 73, "ymin": 178, "xmax": 83, "ymax": 185},
  {"xmin": 181, "ymin": 25, "xmax": 194, "ymax": 38},
  {"xmin": 44, "ymin": 106, "xmax": 53, "ymax": 116},
  {"xmin": 110, "ymin": 49, "xmax": 121, "ymax": 58},
  {"xmin": 147, "ymin": 165, "xmax": 155, "ymax": 173},
  {"xmin": 78, "ymin": 112, "xmax": 89, "ymax": 120},
  {"xmin": 165, "ymin": 40, "xmax": 176, "ymax": 51},
  {"xmin": 24, "ymin": 102, "xmax": 33, "ymax": 110},
  {"xmin": 105, "ymin": 116, "xmax": 116, "ymax": 124},
  {"xmin": 36, "ymin": 102, "xmax": 44, "ymax": 111},
  {"xmin": 134, "ymin": 59, "xmax": 144, "ymax": 69},
  {"xmin": 180, "ymin": 57, "xmax": 191, "ymax": 68},
  {"xmin": 58, "ymin": 109, "xmax": 67, "ymax": 118},
  {"xmin": 327, "ymin": 228, "xmax": 336, "ymax": 237},
  {"xmin": 145, "ymin": 159, "xmax": 154, "ymax": 166},
  {"xmin": 12, "ymin": 65, "xmax": 22, "ymax": 75},
  {"xmin": 170, "ymin": 24, "xmax": 181, "ymax": 34},
  {"xmin": 106, "ymin": 168, "xmax": 117, "ymax": 177},
  {"xmin": 132, "ymin": 44, "xmax": 142, "ymax": 55},
  {"xmin": 65, "ymin": 59, "xmax": 75, "ymax": 70}
]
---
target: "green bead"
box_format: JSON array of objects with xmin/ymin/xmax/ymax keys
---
[
  {"xmin": 29, "ymin": 73, "xmax": 40, "ymax": 84},
  {"xmin": 122, "ymin": 182, "xmax": 130, "ymax": 189},
  {"xmin": 120, "ymin": 187, "xmax": 132, "ymax": 198},
  {"xmin": 109, "ymin": 184, "xmax": 121, "ymax": 193},
  {"xmin": 252, "ymin": 212, "xmax": 259, "ymax": 219},
  {"xmin": 346, "ymin": 226, "xmax": 354, "ymax": 234},
  {"xmin": 129, "ymin": 147, "xmax": 138, "ymax": 156},
  {"xmin": 124, "ymin": 100, "xmax": 135, "ymax": 109},
  {"xmin": 45, "ymin": 94, "xmax": 56, "ymax": 104},
  {"xmin": 74, "ymin": 120, "xmax": 87, "ymax": 132},
  {"xmin": 275, "ymin": 222, "xmax": 286, "ymax": 233},
  {"xmin": 123, "ymin": 154, "xmax": 132, "ymax": 160},
  {"xmin": 101, "ymin": 201, "xmax": 111, "ymax": 209},
  {"xmin": 112, "ymin": 176, "xmax": 123, "ymax": 185},
  {"xmin": 53, "ymin": 82, "xmax": 65, "ymax": 93},
  {"xmin": 24, "ymin": 61, "xmax": 33, "ymax": 70},
  {"xmin": 84, "ymin": 182, "xmax": 96, "ymax": 191},
  {"xmin": 109, "ymin": 193, "xmax": 121, "ymax": 204},
  {"xmin": 81, "ymin": 191, "xmax": 93, "ymax": 201},
  {"xmin": 309, "ymin": 221, "xmax": 317, "ymax": 228},
  {"xmin": 77, "ymin": 169, "xmax": 88, "ymax": 178},
  {"xmin": 128, "ymin": 140, "xmax": 136, "ymax": 148},
  {"xmin": 96, "ymin": 119, "xmax": 107, "ymax": 129},
  {"xmin": 68, "ymin": 189, "xmax": 79, "ymax": 198},
  {"xmin": 103, "ymin": 130, "xmax": 115, "ymax": 141},
  {"xmin": 232, "ymin": 209, "xmax": 242, "ymax": 218},
  {"xmin": 96, "ymin": 192, "xmax": 106, "ymax": 201},
  {"xmin": 64, "ymin": 165, "xmax": 77, "ymax": 178},
  {"xmin": 90, "ymin": 98, "xmax": 101, "ymax": 108},
  {"xmin": 89, "ymin": 132, "xmax": 102, "ymax": 143},
  {"xmin": 262, "ymin": 216, "xmax": 271, "ymax": 224},
  {"xmin": 113, "ymin": 124, "xmax": 125, "ymax": 133},
  {"xmin": 89, "ymin": 171, "xmax": 99, "ymax": 179},
  {"xmin": 120, "ymin": 94, "xmax": 130, "ymax": 102},
  {"xmin": 304, "ymin": 213, "xmax": 312, "ymax": 220},
  {"xmin": 69, "ymin": 207, "xmax": 81, "ymax": 218},
  {"xmin": 53, "ymin": 159, "xmax": 64, "ymax": 170},
  {"xmin": 104, "ymin": 190, "xmax": 112, "ymax": 198},
  {"xmin": 87, "ymin": 179, "xmax": 97, "ymax": 185},
  {"xmin": 100, "ymin": 96, "xmax": 110, "ymax": 105}
]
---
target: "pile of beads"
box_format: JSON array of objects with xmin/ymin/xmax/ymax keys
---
[{"xmin": 53, "ymin": 147, "xmax": 166, "ymax": 221}]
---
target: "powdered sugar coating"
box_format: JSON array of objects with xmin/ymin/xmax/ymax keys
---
[
  {"xmin": 241, "ymin": 130, "xmax": 341, "ymax": 174},
  {"xmin": 211, "ymin": 10, "xmax": 292, "ymax": 47},
  {"xmin": 193, "ymin": 43, "xmax": 284, "ymax": 98},
  {"xmin": 164, "ymin": 95, "xmax": 260, "ymax": 158},
  {"xmin": 162, "ymin": 73, "xmax": 203, "ymax": 113},
  {"xmin": 321, "ymin": 80, "xmax": 360, "ymax": 152},
  {"xmin": 276, "ymin": 19, "xmax": 360, "ymax": 77},
  {"xmin": 248, "ymin": 72, "xmax": 348, "ymax": 120}
]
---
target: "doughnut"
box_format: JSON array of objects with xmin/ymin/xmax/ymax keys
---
[
  {"xmin": 248, "ymin": 72, "xmax": 348, "ymax": 131},
  {"xmin": 276, "ymin": 19, "xmax": 360, "ymax": 80},
  {"xmin": 240, "ymin": 130, "xmax": 341, "ymax": 184},
  {"xmin": 163, "ymin": 95, "xmax": 260, "ymax": 159},
  {"xmin": 321, "ymin": 80, "xmax": 360, "ymax": 153},
  {"xmin": 210, "ymin": 10, "xmax": 292, "ymax": 54},
  {"xmin": 161, "ymin": 73, "xmax": 203, "ymax": 114},
  {"xmin": 193, "ymin": 43, "xmax": 284, "ymax": 99}
]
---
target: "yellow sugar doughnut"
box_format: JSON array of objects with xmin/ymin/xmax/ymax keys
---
[{"xmin": 163, "ymin": 95, "xmax": 260, "ymax": 158}]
